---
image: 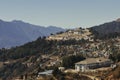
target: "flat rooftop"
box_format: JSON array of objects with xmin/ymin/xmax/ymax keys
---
[{"xmin": 75, "ymin": 57, "xmax": 112, "ymax": 65}]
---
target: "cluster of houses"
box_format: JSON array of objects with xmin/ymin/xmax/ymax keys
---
[
  {"xmin": 36, "ymin": 57, "xmax": 114, "ymax": 80},
  {"xmin": 55, "ymin": 41, "xmax": 112, "ymax": 58},
  {"xmin": 36, "ymin": 31, "xmax": 120, "ymax": 79},
  {"xmin": 47, "ymin": 28, "xmax": 93, "ymax": 41}
]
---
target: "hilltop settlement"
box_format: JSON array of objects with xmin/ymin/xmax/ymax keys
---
[{"xmin": 1, "ymin": 19, "xmax": 120, "ymax": 80}]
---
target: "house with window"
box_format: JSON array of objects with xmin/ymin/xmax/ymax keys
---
[{"xmin": 75, "ymin": 57, "xmax": 113, "ymax": 72}]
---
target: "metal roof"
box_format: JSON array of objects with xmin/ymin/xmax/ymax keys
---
[
  {"xmin": 75, "ymin": 57, "xmax": 111, "ymax": 65},
  {"xmin": 38, "ymin": 70, "xmax": 53, "ymax": 75}
]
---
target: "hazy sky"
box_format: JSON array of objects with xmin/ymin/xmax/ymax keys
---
[{"xmin": 0, "ymin": 0, "xmax": 120, "ymax": 28}]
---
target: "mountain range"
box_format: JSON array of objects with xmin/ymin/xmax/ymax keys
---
[
  {"xmin": 1, "ymin": 18, "xmax": 120, "ymax": 48},
  {"xmin": 0, "ymin": 19, "xmax": 65, "ymax": 48}
]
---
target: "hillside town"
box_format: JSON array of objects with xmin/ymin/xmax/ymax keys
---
[
  {"xmin": 47, "ymin": 28, "xmax": 93, "ymax": 41},
  {"xmin": 8, "ymin": 28, "xmax": 120, "ymax": 80},
  {"xmin": 0, "ymin": 23, "xmax": 120, "ymax": 80},
  {"xmin": 1, "ymin": 0, "xmax": 120, "ymax": 80}
]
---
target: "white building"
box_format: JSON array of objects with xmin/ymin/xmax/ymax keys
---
[
  {"xmin": 38, "ymin": 70, "xmax": 53, "ymax": 77},
  {"xmin": 75, "ymin": 57, "xmax": 113, "ymax": 72}
]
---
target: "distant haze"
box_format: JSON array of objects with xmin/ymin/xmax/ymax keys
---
[
  {"xmin": 0, "ymin": 20, "xmax": 65, "ymax": 48},
  {"xmin": 0, "ymin": 0, "xmax": 120, "ymax": 28}
]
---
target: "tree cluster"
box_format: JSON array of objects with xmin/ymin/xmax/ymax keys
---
[{"xmin": 62, "ymin": 55, "xmax": 85, "ymax": 68}]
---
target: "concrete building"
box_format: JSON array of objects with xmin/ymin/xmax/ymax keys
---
[
  {"xmin": 75, "ymin": 57, "xmax": 113, "ymax": 72},
  {"xmin": 38, "ymin": 70, "xmax": 53, "ymax": 77}
]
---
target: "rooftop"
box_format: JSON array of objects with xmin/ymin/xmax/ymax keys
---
[
  {"xmin": 38, "ymin": 70, "xmax": 53, "ymax": 75},
  {"xmin": 75, "ymin": 57, "xmax": 112, "ymax": 65}
]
